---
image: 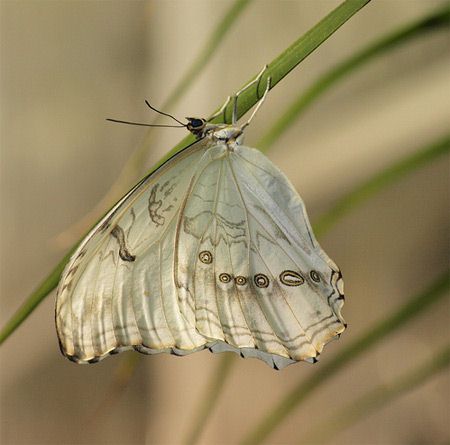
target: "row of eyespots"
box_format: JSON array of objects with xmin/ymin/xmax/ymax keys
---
[
  {"xmin": 218, "ymin": 270, "xmax": 321, "ymax": 288},
  {"xmin": 199, "ymin": 251, "xmax": 322, "ymax": 288}
]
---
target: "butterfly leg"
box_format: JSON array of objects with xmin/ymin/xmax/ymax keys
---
[
  {"xmin": 208, "ymin": 95, "xmax": 231, "ymax": 122},
  {"xmin": 231, "ymin": 64, "xmax": 269, "ymax": 124},
  {"xmin": 240, "ymin": 75, "xmax": 271, "ymax": 131},
  {"xmin": 209, "ymin": 65, "xmax": 269, "ymax": 124}
]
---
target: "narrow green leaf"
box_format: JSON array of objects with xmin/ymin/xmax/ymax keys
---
[
  {"xmin": 0, "ymin": 0, "xmax": 371, "ymax": 346},
  {"xmin": 219, "ymin": 0, "xmax": 373, "ymax": 123},
  {"xmin": 240, "ymin": 272, "xmax": 450, "ymax": 445},
  {"xmin": 299, "ymin": 344, "xmax": 450, "ymax": 444},
  {"xmin": 257, "ymin": 4, "xmax": 450, "ymax": 151}
]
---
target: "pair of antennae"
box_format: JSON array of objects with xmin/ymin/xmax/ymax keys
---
[{"xmin": 106, "ymin": 100, "xmax": 186, "ymax": 128}]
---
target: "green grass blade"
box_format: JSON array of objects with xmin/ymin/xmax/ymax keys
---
[
  {"xmin": 299, "ymin": 344, "xmax": 450, "ymax": 444},
  {"xmin": 239, "ymin": 272, "xmax": 450, "ymax": 445},
  {"xmin": 257, "ymin": 4, "xmax": 450, "ymax": 151},
  {"xmin": 0, "ymin": 0, "xmax": 371, "ymax": 346},
  {"xmin": 315, "ymin": 134, "xmax": 450, "ymax": 237},
  {"xmin": 217, "ymin": 0, "xmax": 373, "ymax": 124}
]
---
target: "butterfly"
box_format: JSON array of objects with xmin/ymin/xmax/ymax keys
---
[{"xmin": 56, "ymin": 68, "xmax": 346, "ymax": 370}]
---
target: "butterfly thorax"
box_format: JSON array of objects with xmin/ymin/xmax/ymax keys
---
[
  {"xmin": 186, "ymin": 117, "xmax": 244, "ymax": 150},
  {"xmin": 205, "ymin": 123, "xmax": 244, "ymax": 150}
]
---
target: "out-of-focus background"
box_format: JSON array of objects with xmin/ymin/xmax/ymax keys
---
[{"xmin": 1, "ymin": 1, "xmax": 449, "ymax": 444}]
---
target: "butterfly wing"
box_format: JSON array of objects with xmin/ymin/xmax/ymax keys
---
[
  {"xmin": 175, "ymin": 144, "xmax": 346, "ymax": 369},
  {"xmin": 56, "ymin": 139, "xmax": 213, "ymax": 363},
  {"xmin": 57, "ymin": 137, "xmax": 345, "ymax": 369}
]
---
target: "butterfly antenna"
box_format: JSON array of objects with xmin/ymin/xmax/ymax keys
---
[
  {"xmin": 144, "ymin": 100, "xmax": 186, "ymax": 126},
  {"xmin": 106, "ymin": 118, "xmax": 185, "ymax": 128}
]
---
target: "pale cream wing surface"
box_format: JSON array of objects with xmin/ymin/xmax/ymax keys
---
[
  {"xmin": 57, "ymin": 136, "xmax": 345, "ymax": 368},
  {"xmin": 175, "ymin": 144, "xmax": 345, "ymax": 369},
  {"xmin": 56, "ymin": 139, "xmax": 211, "ymax": 363}
]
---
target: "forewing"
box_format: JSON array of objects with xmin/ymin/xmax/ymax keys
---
[{"xmin": 56, "ymin": 139, "xmax": 210, "ymax": 363}]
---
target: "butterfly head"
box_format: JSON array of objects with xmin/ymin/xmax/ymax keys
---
[{"xmin": 186, "ymin": 117, "xmax": 207, "ymax": 138}]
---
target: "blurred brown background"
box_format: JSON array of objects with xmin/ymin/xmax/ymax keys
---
[{"xmin": 1, "ymin": 1, "xmax": 449, "ymax": 444}]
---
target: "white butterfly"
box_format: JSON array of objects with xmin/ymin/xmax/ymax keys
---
[{"xmin": 56, "ymin": 69, "xmax": 346, "ymax": 369}]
